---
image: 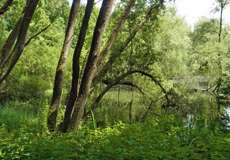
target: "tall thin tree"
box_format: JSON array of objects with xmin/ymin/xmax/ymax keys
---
[
  {"xmin": 47, "ymin": 0, "xmax": 81, "ymax": 131},
  {"xmin": 215, "ymin": 0, "xmax": 229, "ymax": 112},
  {"xmin": 61, "ymin": 0, "xmax": 136, "ymax": 132},
  {"xmin": 68, "ymin": 0, "xmax": 115, "ymax": 130},
  {"xmin": 95, "ymin": 0, "xmax": 165, "ymax": 84},
  {"xmin": 61, "ymin": 0, "xmax": 95, "ymax": 132}
]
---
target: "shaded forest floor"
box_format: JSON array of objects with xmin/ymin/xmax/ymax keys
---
[{"xmin": 0, "ymin": 100, "xmax": 230, "ymax": 160}]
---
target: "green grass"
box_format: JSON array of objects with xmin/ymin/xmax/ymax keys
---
[
  {"xmin": 0, "ymin": 96, "xmax": 230, "ymax": 160},
  {"xmin": 0, "ymin": 100, "xmax": 47, "ymax": 132},
  {"xmin": 0, "ymin": 113, "xmax": 230, "ymax": 160}
]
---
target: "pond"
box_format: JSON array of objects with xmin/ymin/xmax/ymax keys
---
[{"xmin": 225, "ymin": 107, "xmax": 230, "ymax": 130}]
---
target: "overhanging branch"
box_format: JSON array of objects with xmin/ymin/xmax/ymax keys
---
[{"xmin": 84, "ymin": 69, "xmax": 167, "ymax": 117}]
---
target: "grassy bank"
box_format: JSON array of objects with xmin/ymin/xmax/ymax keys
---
[{"xmin": 0, "ymin": 101, "xmax": 230, "ymax": 160}]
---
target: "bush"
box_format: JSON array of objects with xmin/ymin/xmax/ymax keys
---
[
  {"xmin": 6, "ymin": 75, "xmax": 50, "ymax": 101},
  {"xmin": 0, "ymin": 113, "xmax": 229, "ymax": 160}
]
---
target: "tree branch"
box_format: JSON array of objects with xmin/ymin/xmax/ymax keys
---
[
  {"xmin": 97, "ymin": 0, "xmax": 136, "ymax": 64},
  {"xmin": 103, "ymin": 79, "xmax": 145, "ymax": 95},
  {"xmin": 25, "ymin": 24, "xmax": 51, "ymax": 46},
  {"xmin": 139, "ymin": 96, "xmax": 163, "ymax": 122},
  {"xmin": 0, "ymin": 0, "xmax": 14, "ymax": 16},
  {"xmin": 0, "ymin": 17, "xmax": 22, "ymax": 68},
  {"xmin": 85, "ymin": 70, "xmax": 167, "ymax": 118},
  {"xmin": 94, "ymin": 1, "xmax": 165, "ymax": 83},
  {"xmin": 0, "ymin": 0, "xmax": 39, "ymax": 85}
]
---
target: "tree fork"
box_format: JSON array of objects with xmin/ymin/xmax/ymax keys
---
[{"xmin": 68, "ymin": 0, "xmax": 115, "ymax": 131}]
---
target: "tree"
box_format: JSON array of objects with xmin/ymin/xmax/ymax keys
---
[
  {"xmin": 61, "ymin": 0, "xmax": 137, "ymax": 132},
  {"xmin": 190, "ymin": 18, "xmax": 230, "ymax": 126},
  {"xmin": 58, "ymin": 0, "xmax": 116, "ymax": 131},
  {"xmin": 215, "ymin": 0, "xmax": 230, "ymax": 42},
  {"xmin": 47, "ymin": 0, "xmax": 81, "ymax": 131},
  {"xmin": 94, "ymin": 0, "xmax": 165, "ymax": 84},
  {"xmin": 0, "ymin": 0, "xmax": 71, "ymax": 101},
  {"xmin": 91, "ymin": 7, "xmax": 191, "ymax": 123},
  {"xmin": 61, "ymin": 0, "xmax": 95, "ymax": 132},
  {"xmin": 214, "ymin": 0, "xmax": 230, "ymax": 111},
  {"xmin": 0, "ymin": 0, "xmax": 40, "ymax": 85},
  {"xmin": 58, "ymin": 0, "xmax": 169, "ymax": 131}
]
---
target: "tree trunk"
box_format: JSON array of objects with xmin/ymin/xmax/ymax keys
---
[
  {"xmin": 47, "ymin": 0, "xmax": 81, "ymax": 131},
  {"xmin": 95, "ymin": 1, "xmax": 164, "ymax": 83},
  {"xmin": 216, "ymin": 2, "xmax": 225, "ymax": 112},
  {"xmin": 61, "ymin": 0, "xmax": 94, "ymax": 132},
  {"xmin": 218, "ymin": 3, "xmax": 224, "ymax": 43},
  {"xmin": 97, "ymin": 0, "xmax": 136, "ymax": 64},
  {"xmin": 0, "ymin": 17, "xmax": 22, "ymax": 67},
  {"xmin": 128, "ymin": 100, "xmax": 133, "ymax": 123},
  {"xmin": 0, "ymin": 0, "xmax": 39, "ymax": 85},
  {"xmin": 68, "ymin": 0, "xmax": 115, "ymax": 131}
]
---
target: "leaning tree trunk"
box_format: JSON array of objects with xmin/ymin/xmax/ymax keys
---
[
  {"xmin": 97, "ymin": 0, "xmax": 136, "ymax": 64},
  {"xmin": 61, "ymin": 0, "xmax": 135, "ymax": 132},
  {"xmin": 47, "ymin": 0, "xmax": 81, "ymax": 131},
  {"xmin": 0, "ymin": 0, "xmax": 39, "ymax": 85},
  {"xmin": 61, "ymin": 0, "xmax": 95, "ymax": 132},
  {"xmin": 0, "ymin": 17, "xmax": 22, "ymax": 67},
  {"xmin": 68, "ymin": 0, "xmax": 115, "ymax": 131},
  {"xmin": 95, "ymin": 0, "xmax": 165, "ymax": 84}
]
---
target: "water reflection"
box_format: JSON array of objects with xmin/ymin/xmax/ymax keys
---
[{"xmin": 225, "ymin": 107, "xmax": 230, "ymax": 130}]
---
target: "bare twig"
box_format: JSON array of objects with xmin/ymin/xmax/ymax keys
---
[{"xmin": 25, "ymin": 24, "xmax": 51, "ymax": 46}]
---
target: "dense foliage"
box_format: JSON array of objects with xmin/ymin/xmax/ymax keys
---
[
  {"xmin": 0, "ymin": 0, "xmax": 230, "ymax": 159},
  {"xmin": 0, "ymin": 104, "xmax": 230, "ymax": 160}
]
